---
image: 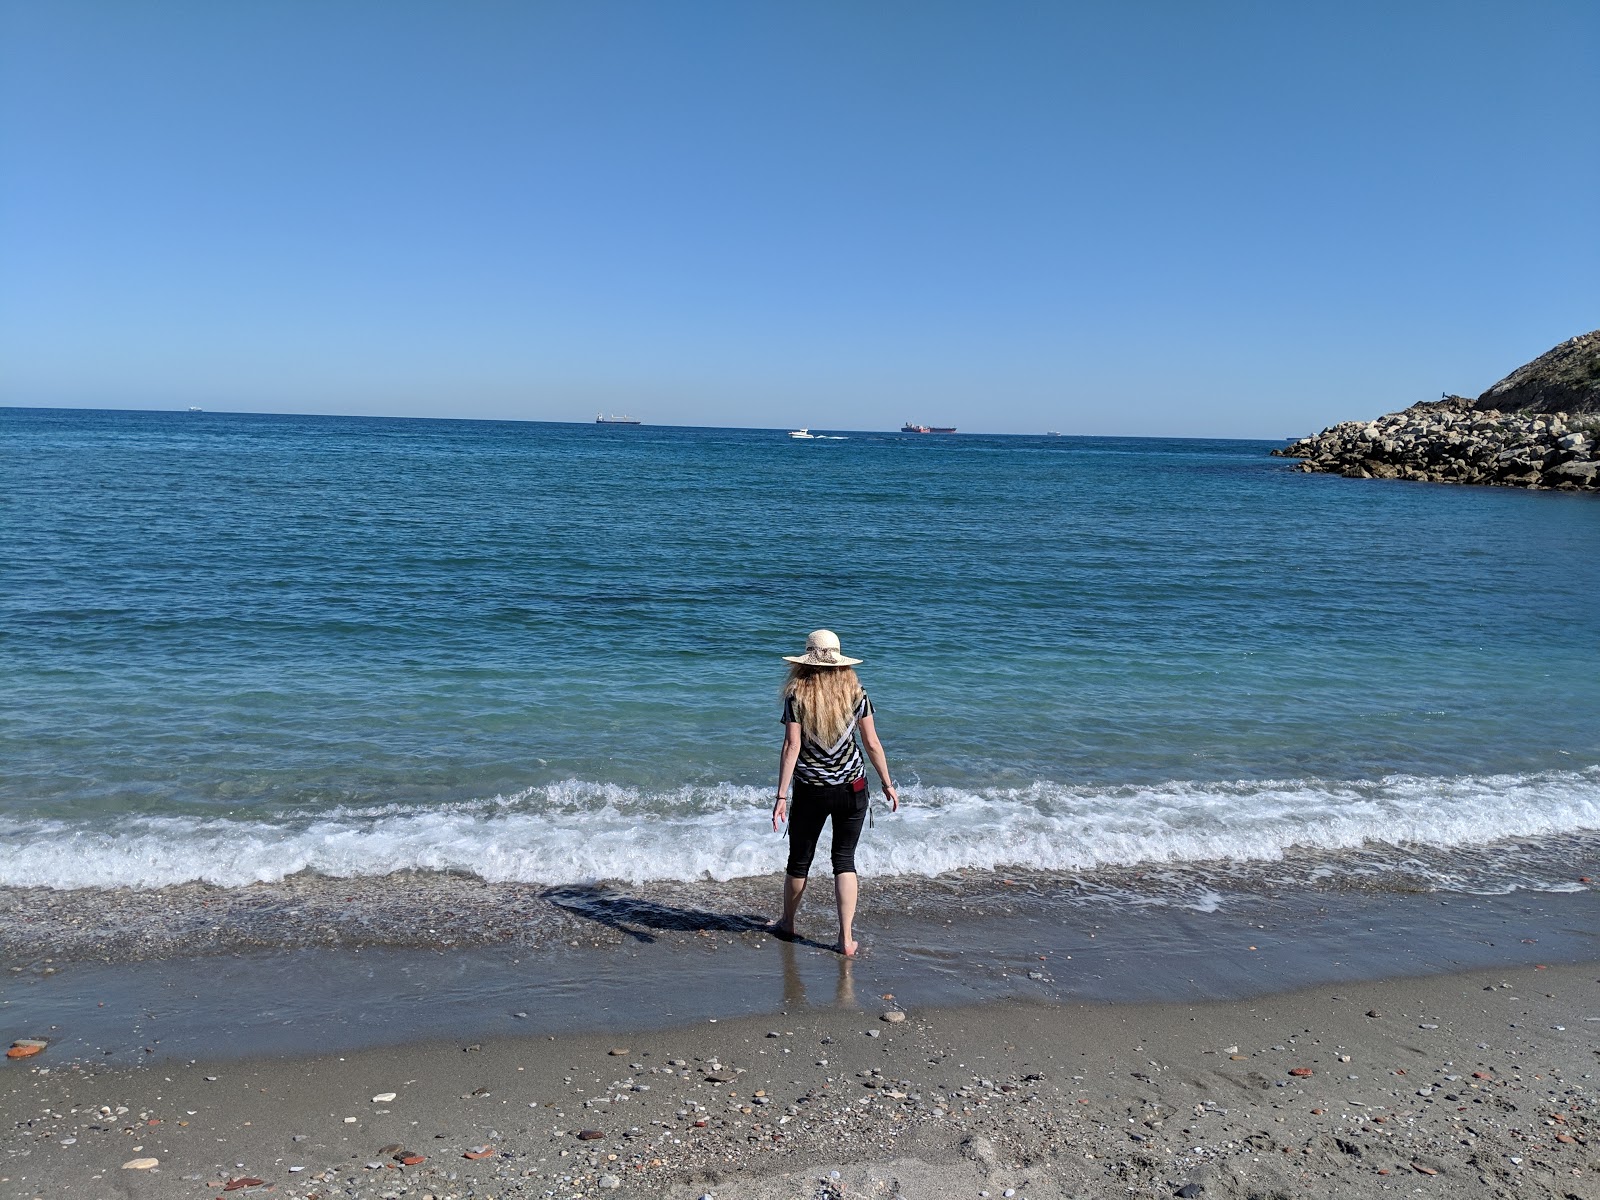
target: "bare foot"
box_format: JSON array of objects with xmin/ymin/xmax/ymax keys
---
[
  {"xmin": 837, "ymin": 938, "xmax": 859, "ymax": 957},
  {"xmin": 768, "ymin": 920, "xmax": 797, "ymax": 942}
]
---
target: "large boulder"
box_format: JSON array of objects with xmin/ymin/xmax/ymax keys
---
[{"xmin": 1547, "ymin": 459, "xmax": 1600, "ymax": 487}]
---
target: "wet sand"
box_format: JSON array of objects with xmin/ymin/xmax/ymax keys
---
[
  {"xmin": 4, "ymin": 879, "xmax": 1599, "ymax": 1066},
  {"xmin": 4, "ymin": 960, "xmax": 1597, "ymax": 1200}
]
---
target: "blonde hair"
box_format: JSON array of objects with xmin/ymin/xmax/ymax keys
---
[{"xmin": 783, "ymin": 665, "xmax": 864, "ymax": 746}]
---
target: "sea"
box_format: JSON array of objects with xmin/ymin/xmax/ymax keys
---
[{"xmin": 3, "ymin": 406, "xmax": 1598, "ymax": 1056}]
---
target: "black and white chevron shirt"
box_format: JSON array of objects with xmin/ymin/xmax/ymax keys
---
[{"xmin": 781, "ymin": 691, "xmax": 874, "ymax": 786}]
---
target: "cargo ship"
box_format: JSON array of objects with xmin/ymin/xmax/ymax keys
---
[
  {"xmin": 901, "ymin": 422, "xmax": 956, "ymax": 434},
  {"xmin": 595, "ymin": 414, "xmax": 641, "ymax": 424}
]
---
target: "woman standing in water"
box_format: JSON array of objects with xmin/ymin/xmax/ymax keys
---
[{"xmin": 770, "ymin": 630, "xmax": 898, "ymax": 956}]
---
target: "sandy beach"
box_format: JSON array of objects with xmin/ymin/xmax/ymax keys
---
[{"xmin": 5, "ymin": 957, "xmax": 1596, "ymax": 1200}]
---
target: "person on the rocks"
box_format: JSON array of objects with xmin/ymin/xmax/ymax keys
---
[{"xmin": 769, "ymin": 630, "xmax": 898, "ymax": 956}]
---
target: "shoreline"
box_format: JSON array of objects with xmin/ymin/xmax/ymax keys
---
[
  {"xmin": 4, "ymin": 882, "xmax": 1597, "ymax": 1068},
  {"xmin": 7, "ymin": 828, "xmax": 1599, "ymax": 966},
  {"xmin": 4, "ymin": 961, "xmax": 1596, "ymax": 1200}
]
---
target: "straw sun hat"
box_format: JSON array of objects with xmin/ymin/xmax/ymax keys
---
[{"xmin": 782, "ymin": 629, "xmax": 863, "ymax": 667}]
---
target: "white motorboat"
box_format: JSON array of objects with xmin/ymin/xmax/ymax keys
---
[{"xmin": 788, "ymin": 428, "xmax": 815, "ymax": 439}]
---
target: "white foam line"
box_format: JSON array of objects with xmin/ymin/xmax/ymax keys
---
[{"xmin": 0, "ymin": 768, "xmax": 1596, "ymax": 891}]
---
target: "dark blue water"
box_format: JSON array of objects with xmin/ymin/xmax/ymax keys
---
[{"xmin": 3, "ymin": 407, "xmax": 1598, "ymax": 892}]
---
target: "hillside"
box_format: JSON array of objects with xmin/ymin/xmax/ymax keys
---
[{"xmin": 1475, "ymin": 329, "xmax": 1600, "ymax": 415}]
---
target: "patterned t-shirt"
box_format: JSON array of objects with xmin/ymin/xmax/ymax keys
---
[{"xmin": 781, "ymin": 691, "xmax": 874, "ymax": 786}]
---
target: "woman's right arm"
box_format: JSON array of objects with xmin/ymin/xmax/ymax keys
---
[{"xmin": 773, "ymin": 720, "xmax": 801, "ymax": 830}]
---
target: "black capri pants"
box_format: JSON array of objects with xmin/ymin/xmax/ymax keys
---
[{"xmin": 785, "ymin": 780, "xmax": 868, "ymax": 877}]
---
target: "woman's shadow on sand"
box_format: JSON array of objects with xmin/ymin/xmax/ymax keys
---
[{"xmin": 541, "ymin": 884, "xmax": 835, "ymax": 951}]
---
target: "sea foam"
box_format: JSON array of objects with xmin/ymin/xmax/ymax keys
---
[{"xmin": 1, "ymin": 767, "xmax": 1596, "ymax": 892}]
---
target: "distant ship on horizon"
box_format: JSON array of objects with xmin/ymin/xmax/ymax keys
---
[
  {"xmin": 901, "ymin": 422, "xmax": 956, "ymax": 434},
  {"xmin": 595, "ymin": 413, "xmax": 641, "ymax": 424}
]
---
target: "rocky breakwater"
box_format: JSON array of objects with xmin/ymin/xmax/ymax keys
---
[
  {"xmin": 1274, "ymin": 330, "xmax": 1600, "ymax": 492},
  {"xmin": 1273, "ymin": 397, "xmax": 1599, "ymax": 490}
]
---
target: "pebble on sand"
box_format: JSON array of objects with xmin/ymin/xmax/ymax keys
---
[
  {"xmin": 577, "ymin": 1129, "xmax": 605, "ymax": 1140},
  {"xmin": 1288, "ymin": 1067, "xmax": 1313, "ymax": 1077},
  {"xmin": 6, "ymin": 1039, "xmax": 47, "ymax": 1059},
  {"xmin": 372, "ymin": 1092, "xmax": 397, "ymax": 1103},
  {"xmin": 881, "ymin": 1011, "xmax": 907, "ymax": 1023},
  {"xmin": 608, "ymin": 1047, "xmax": 628, "ymax": 1056},
  {"xmin": 121, "ymin": 1157, "xmax": 159, "ymax": 1170}
]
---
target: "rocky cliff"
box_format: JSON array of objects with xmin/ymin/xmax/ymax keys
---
[
  {"xmin": 1274, "ymin": 331, "xmax": 1600, "ymax": 491},
  {"xmin": 1474, "ymin": 330, "xmax": 1600, "ymax": 416}
]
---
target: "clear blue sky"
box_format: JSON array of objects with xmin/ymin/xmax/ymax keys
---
[{"xmin": 2, "ymin": 1, "xmax": 1595, "ymax": 437}]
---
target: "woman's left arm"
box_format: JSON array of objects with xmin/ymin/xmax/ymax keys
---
[{"xmin": 858, "ymin": 714, "xmax": 898, "ymax": 812}]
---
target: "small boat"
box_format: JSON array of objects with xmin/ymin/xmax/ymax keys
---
[
  {"xmin": 596, "ymin": 413, "xmax": 641, "ymax": 424},
  {"xmin": 187, "ymin": 406, "xmax": 203, "ymax": 412},
  {"xmin": 901, "ymin": 422, "xmax": 956, "ymax": 434},
  {"xmin": 789, "ymin": 428, "xmax": 815, "ymax": 439},
  {"xmin": 1045, "ymin": 431, "xmax": 1061, "ymax": 437}
]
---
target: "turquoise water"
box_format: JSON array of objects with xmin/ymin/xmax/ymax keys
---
[{"xmin": 3, "ymin": 407, "xmax": 1598, "ymax": 892}]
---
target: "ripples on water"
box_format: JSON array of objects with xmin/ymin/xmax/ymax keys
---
[{"xmin": 3, "ymin": 408, "xmax": 1598, "ymax": 901}]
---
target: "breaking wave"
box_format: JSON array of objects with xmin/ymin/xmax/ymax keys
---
[{"xmin": 2, "ymin": 767, "xmax": 1597, "ymax": 892}]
